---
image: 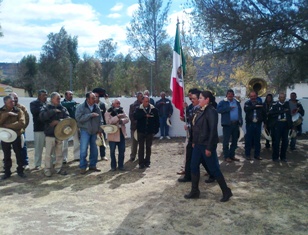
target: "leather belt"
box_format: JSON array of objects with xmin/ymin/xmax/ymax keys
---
[{"xmin": 230, "ymin": 121, "xmax": 239, "ymax": 125}]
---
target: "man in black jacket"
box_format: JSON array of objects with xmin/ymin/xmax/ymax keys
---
[
  {"xmin": 40, "ymin": 92, "xmax": 70, "ymax": 176},
  {"xmin": 244, "ymin": 91, "xmax": 266, "ymax": 160},
  {"xmin": 30, "ymin": 89, "xmax": 48, "ymax": 170},
  {"xmin": 269, "ymin": 93, "xmax": 292, "ymax": 162},
  {"xmin": 134, "ymin": 96, "xmax": 159, "ymax": 169},
  {"xmin": 129, "ymin": 92, "xmax": 143, "ymax": 161},
  {"xmin": 156, "ymin": 92, "xmax": 173, "ymax": 139}
]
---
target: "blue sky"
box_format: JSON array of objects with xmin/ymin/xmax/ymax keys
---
[{"xmin": 0, "ymin": 0, "xmax": 187, "ymax": 62}]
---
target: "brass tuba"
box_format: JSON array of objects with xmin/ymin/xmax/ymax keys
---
[{"xmin": 247, "ymin": 78, "xmax": 267, "ymax": 97}]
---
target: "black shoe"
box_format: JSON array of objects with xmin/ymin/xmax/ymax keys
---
[
  {"xmin": 205, "ymin": 177, "xmax": 215, "ymax": 183},
  {"xmin": 184, "ymin": 189, "xmax": 200, "ymax": 199},
  {"xmin": 254, "ymin": 156, "xmax": 263, "ymax": 160},
  {"xmin": 18, "ymin": 172, "xmax": 27, "ymax": 178},
  {"xmin": 118, "ymin": 167, "xmax": 126, "ymax": 171},
  {"xmin": 57, "ymin": 170, "xmax": 67, "ymax": 175},
  {"xmin": 63, "ymin": 160, "xmax": 67, "ymax": 164},
  {"xmin": 1, "ymin": 174, "xmax": 11, "ymax": 180},
  {"xmin": 139, "ymin": 165, "xmax": 145, "ymax": 169},
  {"xmin": 281, "ymin": 159, "xmax": 288, "ymax": 162},
  {"xmin": 178, "ymin": 177, "xmax": 191, "ymax": 183},
  {"xmin": 220, "ymin": 188, "xmax": 233, "ymax": 202},
  {"xmin": 110, "ymin": 168, "xmax": 116, "ymax": 172},
  {"xmin": 145, "ymin": 164, "xmax": 150, "ymax": 168},
  {"xmin": 130, "ymin": 157, "xmax": 136, "ymax": 162},
  {"xmin": 73, "ymin": 159, "xmax": 80, "ymax": 162},
  {"xmin": 272, "ymin": 159, "xmax": 279, "ymax": 162}
]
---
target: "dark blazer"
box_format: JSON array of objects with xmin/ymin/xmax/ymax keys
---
[
  {"xmin": 134, "ymin": 104, "xmax": 159, "ymax": 135},
  {"xmin": 191, "ymin": 104, "xmax": 219, "ymax": 151},
  {"xmin": 268, "ymin": 101, "xmax": 292, "ymax": 129},
  {"xmin": 39, "ymin": 103, "xmax": 70, "ymax": 137},
  {"xmin": 244, "ymin": 99, "xmax": 266, "ymax": 124},
  {"xmin": 155, "ymin": 98, "xmax": 173, "ymax": 117},
  {"xmin": 30, "ymin": 99, "xmax": 46, "ymax": 132},
  {"xmin": 129, "ymin": 100, "xmax": 142, "ymax": 131}
]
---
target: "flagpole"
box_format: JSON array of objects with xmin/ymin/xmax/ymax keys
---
[{"xmin": 177, "ymin": 18, "xmax": 189, "ymax": 137}]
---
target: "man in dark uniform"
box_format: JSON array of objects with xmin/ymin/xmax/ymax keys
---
[
  {"xmin": 244, "ymin": 91, "xmax": 266, "ymax": 160},
  {"xmin": 269, "ymin": 93, "xmax": 292, "ymax": 162}
]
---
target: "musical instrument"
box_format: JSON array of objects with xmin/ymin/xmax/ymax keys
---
[
  {"xmin": 247, "ymin": 78, "xmax": 267, "ymax": 97},
  {"xmin": 292, "ymin": 113, "xmax": 303, "ymax": 126}
]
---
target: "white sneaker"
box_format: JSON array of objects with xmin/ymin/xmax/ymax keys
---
[
  {"xmin": 166, "ymin": 136, "xmax": 171, "ymax": 140},
  {"xmin": 23, "ymin": 165, "xmax": 30, "ymax": 171},
  {"xmin": 159, "ymin": 136, "xmax": 164, "ymax": 140}
]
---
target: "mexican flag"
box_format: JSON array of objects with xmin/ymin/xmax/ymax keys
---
[{"xmin": 170, "ymin": 21, "xmax": 186, "ymax": 118}]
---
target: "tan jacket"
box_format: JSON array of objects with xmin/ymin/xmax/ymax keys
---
[
  {"xmin": 105, "ymin": 110, "xmax": 129, "ymax": 142},
  {"xmin": 0, "ymin": 105, "xmax": 25, "ymax": 136},
  {"xmin": 16, "ymin": 103, "xmax": 29, "ymax": 129}
]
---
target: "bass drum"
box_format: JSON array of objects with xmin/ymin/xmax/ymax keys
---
[{"xmin": 292, "ymin": 113, "xmax": 303, "ymax": 126}]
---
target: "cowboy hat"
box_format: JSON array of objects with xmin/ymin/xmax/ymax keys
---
[
  {"xmin": 133, "ymin": 130, "xmax": 138, "ymax": 141},
  {"xmin": 0, "ymin": 128, "xmax": 17, "ymax": 143},
  {"xmin": 238, "ymin": 127, "xmax": 244, "ymax": 142},
  {"xmin": 96, "ymin": 133, "xmax": 106, "ymax": 147},
  {"xmin": 54, "ymin": 118, "xmax": 77, "ymax": 140},
  {"xmin": 92, "ymin": 88, "xmax": 106, "ymax": 97},
  {"xmin": 166, "ymin": 117, "xmax": 172, "ymax": 127},
  {"xmin": 262, "ymin": 128, "xmax": 272, "ymax": 141},
  {"xmin": 101, "ymin": 125, "xmax": 118, "ymax": 134}
]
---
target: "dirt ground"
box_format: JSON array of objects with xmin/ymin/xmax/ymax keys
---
[{"xmin": 0, "ymin": 137, "xmax": 307, "ymax": 235}]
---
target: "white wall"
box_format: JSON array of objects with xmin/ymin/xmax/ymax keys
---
[
  {"xmin": 0, "ymin": 96, "xmax": 307, "ymax": 141},
  {"xmin": 287, "ymin": 83, "xmax": 308, "ymax": 99}
]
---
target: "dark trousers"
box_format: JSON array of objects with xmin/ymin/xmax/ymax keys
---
[
  {"xmin": 99, "ymin": 132, "xmax": 106, "ymax": 157},
  {"xmin": 271, "ymin": 121, "xmax": 289, "ymax": 160},
  {"xmin": 245, "ymin": 122, "xmax": 262, "ymax": 157},
  {"xmin": 1, "ymin": 136, "xmax": 24, "ymax": 175},
  {"xmin": 191, "ymin": 144, "xmax": 222, "ymax": 179},
  {"xmin": 184, "ymin": 141, "xmax": 212, "ymax": 180},
  {"xmin": 222, "ymin": 124, "xmax": 239, "ymax": 159},
  {"xmin": 138, "ymin": 132, "xmax": 153, "ymax": 166},
  {"xmin": 21, "ymin": 133, "xmax": 29, "ymax": 166}
]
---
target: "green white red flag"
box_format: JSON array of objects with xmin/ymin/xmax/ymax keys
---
[{"xmin": 170, "ymin": 21, "xmax": 186, "ymax": 118}]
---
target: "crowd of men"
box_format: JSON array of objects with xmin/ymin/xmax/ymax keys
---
[
  {"xmin": 0, "ymin": 89, "xmax": 170, "ymax": 180},
  {"xmin": 0, "ymin": 88, "xmax": 305, "ymax": 183}
]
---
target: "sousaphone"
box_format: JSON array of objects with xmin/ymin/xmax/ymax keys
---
[{"xmin": 247, "ymin": 78, "xmax": 267, "ymax": 97}]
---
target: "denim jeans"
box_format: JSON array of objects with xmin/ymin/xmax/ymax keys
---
[
  {"xmin": 191, "ymin": 144, "xmax": 222, "ymax": 179},
  {"xmin": 79, "ymin": 129, "xmax": 98, "ymax": 169},
  {"xmin": 109, "ymin": 131, "xmax": 125, "ymax": 169},
  {"xmin": 222, "ymin": 124, "xmax": 239, "ymax": 159},
  {"xmin": 159, "ymin": 116, "xmax": 169, "ymax": 137},
  {"xmin": 245, "ymin": 122, "xmax": 262, "ymax": 157}
]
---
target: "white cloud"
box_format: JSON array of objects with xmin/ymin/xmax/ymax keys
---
[
  {"xmin": 110, "ymin": 3, "xmax": 124, "ymax": 12},
  {"xmin": 127, "ymin": 4, "xmax": 139, "ymax": 17},
  {"xmin": 107, "ymin": 13, "xmax": 122, "ymax": 19},
  {"xmin": 0, "ymin": 0, "xmax": 130, "ymax": 62}
]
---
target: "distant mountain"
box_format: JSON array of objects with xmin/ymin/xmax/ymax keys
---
[{"xmin": 0, "ymin": 63, "xmax": 19, "ymax": 80}]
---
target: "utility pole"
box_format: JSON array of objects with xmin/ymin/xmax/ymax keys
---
[{"xmin": 69, "ymin": 62, "xmax": 73, "ymax": 91}]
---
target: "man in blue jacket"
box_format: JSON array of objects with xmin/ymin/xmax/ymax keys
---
[
  {"xmin": 217, "ymin": 89, "xmax": 243, "ymax": 162},
  {"xmin": 155, "ymin": 92, "xmax": 173, "ymax": 140}
]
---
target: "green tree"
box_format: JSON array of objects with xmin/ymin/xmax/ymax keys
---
[
  {"xmin": 126, "ymin": 0, "xmax": 171, "ymax": 95},
  {"xmin": 39, "ymin": 27, "xmax": 79, "ymax": 92},
  {"xmin": 75, "ymin": 54, "xmax": 102, "ymax": 94},
  {"xmin": 96, "ymin": 38, "xmax": 117, "ymax": 93},
  {"xmin": 188, "ymin": 0, "xmax": 308, "ymax": 86},
  {"xmin": 17, "ymin": 55, "xmax": 38, "ymax": 97}
]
